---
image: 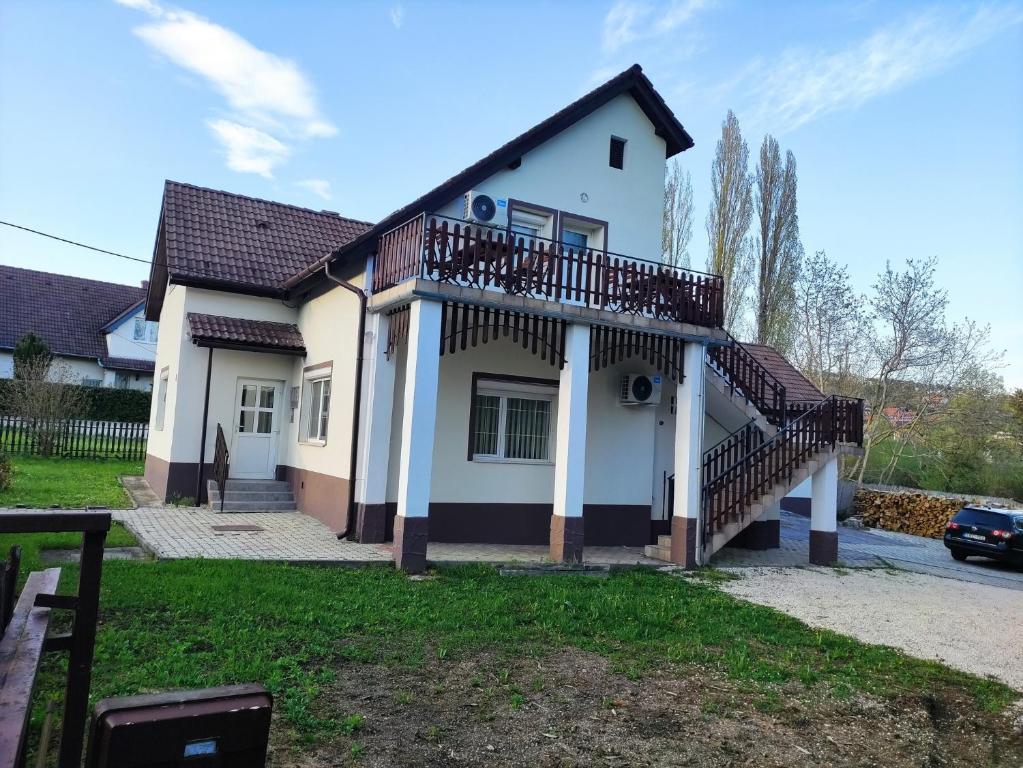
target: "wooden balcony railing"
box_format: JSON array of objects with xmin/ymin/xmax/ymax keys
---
[
  {"xmin": 701, "ymin": 396, "xmax": 864, "ymax": 545},
  {"xmin": 707, "ymin": 335, "xmax": 788, "ymax": 425},
  {"xmin": 373, "ymin": 214, "xmax": 725, "ymax": 329}
]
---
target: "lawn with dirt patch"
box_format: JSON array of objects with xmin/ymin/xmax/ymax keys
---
[
  {"xmin": 4, "ymin": 528, "xmax": 1019, "ymax": 767},
  {"xmin": 0, "ymin": 457, "xmax": 141, "ymax": 508}
]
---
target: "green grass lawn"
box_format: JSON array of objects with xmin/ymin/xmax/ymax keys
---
[
  {"xmin": 0, "ymin": 457, "xmax": 142, "ymax": 509},
  {"xmin": 1, "ymin": 526, "xmax": 1011, "ymax": 753}
]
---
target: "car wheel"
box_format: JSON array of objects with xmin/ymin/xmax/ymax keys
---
[{"xmin": 950, "ymin": 549, "xmax": 968, "ymax": 562}]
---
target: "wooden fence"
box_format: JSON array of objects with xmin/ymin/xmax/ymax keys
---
[{"xmin": 0, "ymin": 415, "xmax": 148, "ymax": 461}]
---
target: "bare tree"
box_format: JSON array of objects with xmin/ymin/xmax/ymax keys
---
[
  {"xmin": 706, "ymin": 110, "xmax": 754, "ymax": 333},
  {"xmin": 662, "ymin": 159, "xmax": 693, "ymax": 268},
  {"xmin": 851, "ymin": 257, "xmax": 1001, "ymax": 483},
  {"xmin": 791, "ymin": 250, "xmax": 867, "ymax": 395},
  {"xmin": 753, "ymin": 135, "xmax": 802, "ymax": 352},
  {"xmin": 2, "ymin": 356, "xmax": 88, "ymax": 456}
]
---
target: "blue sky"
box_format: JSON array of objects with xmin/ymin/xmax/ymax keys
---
[{"xmin": 1, "ymin": 1, "xmax": 1021, "ymax": 386}]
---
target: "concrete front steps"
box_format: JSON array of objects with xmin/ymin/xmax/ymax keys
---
[{"xmin": 206, "ymin": 479, "xmax": 297, "ymax": 512}]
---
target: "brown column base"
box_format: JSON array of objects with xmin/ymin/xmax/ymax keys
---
[
  {"xmin": 809, "ymin": 530, "xmax": 838, "ymax": 566},
  {"xmin": 670, "ymin": 517, "xmax": 699, "ymax": 569},
  {"xmin": 393, "ymin": 516, "xmax": 429, "ymax": 574},
  {"xmin": 549, "ymin": 515, "xmax": 584, "ymax": 564},
  {"xmin": 355, "ymin": 503, "xmax": 388, "ymax": 543}
]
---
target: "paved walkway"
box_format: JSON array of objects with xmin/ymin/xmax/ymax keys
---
[
  {"xmin": 112, "ymin": 507, "xmax": 660, "ymax": 566},
  {"xmin": 714, "ymin": 511, "xmax": 1023, "ymax": 591}
]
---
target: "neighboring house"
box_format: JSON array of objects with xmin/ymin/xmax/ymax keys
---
[
  {"xmin": 882, "ymin": 406, "xmax": 917, "ymax": 430},
  {"xmin": 143, "ymin": 65, "xmax": 863, "ymax": 572},
  {"xmin": 0, "ymin": 265, "xmax": 157, "ymax": 390}
]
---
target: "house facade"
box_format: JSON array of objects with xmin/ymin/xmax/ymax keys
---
[
  {"xmin": 143, "ymin": 65, "xmax": 863, "ymax": 571},
  {"xmin": 0, "ymin": 265, "xmax": 157, "ymax": 389}
]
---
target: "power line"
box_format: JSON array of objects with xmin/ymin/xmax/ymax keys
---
[{"xmin": 0, "ymin": 220, "xmax": 151, "ymax": 265}]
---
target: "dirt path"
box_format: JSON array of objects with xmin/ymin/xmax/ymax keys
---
[
  {"xmin": 718, "ymin": 566, "xmax": 1023, "ymax": 691},
  {"xmin": 274, "ymin": 648, "xmax": 1022, "ymax": 767}
]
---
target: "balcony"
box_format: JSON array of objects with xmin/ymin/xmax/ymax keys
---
[{"xmin": 373, "ymin": 214, "xmax": 725, "ymax": 329}]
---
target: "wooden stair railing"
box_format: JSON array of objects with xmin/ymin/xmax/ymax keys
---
[
  {"xmin": 213, "ymin": 423, "xmax": 229, "ymax": 513},
  {"xmin": 707, "ymin": 335, "xmax": 788, "ymax": 426},
  {"xmin": 701, "ymin": 396, "xmax": 864, "ymax": 547}
]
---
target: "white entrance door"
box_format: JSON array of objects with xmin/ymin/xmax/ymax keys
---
[
  {"xmin": 230, "ymin": 379, "xmax": 282, "ymax": 479},
  {"xmin": 651, "ymin": 390, "xmax": 676, "ymax": 522}
]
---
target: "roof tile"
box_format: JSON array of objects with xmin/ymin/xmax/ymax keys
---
[
  {"xmin": 186, "ymin": 313, "xmax": 305, "ymax": 354},
  {"xmin": 742, "ymin": 343, "xmax": 823, "ymax": 403}
]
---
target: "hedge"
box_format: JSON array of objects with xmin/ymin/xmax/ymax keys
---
[{"xmin": 0, "ymin": 379, "xmax": 152, "ymax": 422}]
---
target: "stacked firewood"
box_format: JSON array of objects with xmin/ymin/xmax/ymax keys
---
[{"xmin": 855, "ymin": 488, "xmax": 964, "ymax": 539}]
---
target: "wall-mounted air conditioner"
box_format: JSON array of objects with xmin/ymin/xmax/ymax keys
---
[
  {"xmin": 463, "ymin": 190, "xmax": 497, "ymax": 223},
  {"xmin": 619, "ymin": 374, "xmax": 661, "ymax": 406}
]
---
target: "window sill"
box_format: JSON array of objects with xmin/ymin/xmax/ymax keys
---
[
  {"xmin": 300, "ymin": 439, "xmax": 328, "ymax": 448},
  {"xmin": 472, "ymin": 456, "xmax": 553, "ymax": 466}
]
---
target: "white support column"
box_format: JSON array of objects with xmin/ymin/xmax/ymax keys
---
[
  {"xmin": 550, "ymin": 322, "xmax": 590, "ymax": 563},
  {"xmin": 394, "ymin": 300, "xmax": 442, "ymax": 572},
  {"xmin": 810, "ymin": 454, "xmax": 839, "ymax": 565},
  {"xmin": 354, "ymin": 311, "xmax": 396, "ymax": 542},
  {"xmin": 671, "ymin": 341, "xmax": 706, "ymax": 568}
]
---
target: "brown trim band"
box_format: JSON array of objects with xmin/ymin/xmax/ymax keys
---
[{"xmin": 809, "ymin": 530, "xmax": 838, "ymax": 566}]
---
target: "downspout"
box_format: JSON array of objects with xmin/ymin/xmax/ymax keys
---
[
  {"xmin": 195, "ymin": 346, "xmax": 214, "ymax": 504},
  {"xmin": 324, "ymin": 259, "xmax": 367, "ymax": 540}
]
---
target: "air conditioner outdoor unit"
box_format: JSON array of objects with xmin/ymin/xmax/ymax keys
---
[
  {"xmin": 463, "ymin": 190, "xmax": 497, "ymax": 223},
  {"xmin": 619, "ymin": 374, "xmax": 661, "ymax": 406}
]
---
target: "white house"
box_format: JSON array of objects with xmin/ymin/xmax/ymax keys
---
[
  {"xmin": 142, "ymin": 65, "xmax": 863, "ymax": 572},
  {"xmin": 0, "ymin": 265, "xmax": 157, "ymax": 389}
]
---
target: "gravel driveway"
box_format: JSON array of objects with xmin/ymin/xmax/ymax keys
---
[{"xmin": 718, "ymin": 566, "xmax": 1023, "ymax": 691}]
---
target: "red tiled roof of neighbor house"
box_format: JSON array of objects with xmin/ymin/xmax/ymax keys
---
[
  {"xmin": 742, "ymin": 343, "xmax": 824, "ymax": 403},
  {"xmin": 159, "ymin": 181, "xmax": 373, "ymax": 292},
  {"xmin": 186, "ymin": 313, "xmax": 306, "ymax": 355},
  {"xmin": 0, "ymin": 264, "xmax": 148, "ymax": 361},
  {"xmin": 99, "ymin": 356, "xmax": 156, "ymax": 373}
]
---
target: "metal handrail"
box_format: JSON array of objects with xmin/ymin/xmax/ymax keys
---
[{"xmin": 213, "ymin": 423, "xmax": 229, "ymax": 513}]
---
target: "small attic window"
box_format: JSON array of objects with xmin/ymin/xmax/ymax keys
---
[{"xmin": 609, "ymin": 137, "xmax": 626, "ymax": 170}]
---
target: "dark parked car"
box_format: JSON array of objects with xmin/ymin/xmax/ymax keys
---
[{"xmin": 944, "ymin": 505, "xmax": 1023, "ymax": 565}]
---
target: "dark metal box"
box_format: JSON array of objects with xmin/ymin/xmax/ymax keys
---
[{"xmin": 85, "ymin": 684, "xmax": 272, "ymax": 768}]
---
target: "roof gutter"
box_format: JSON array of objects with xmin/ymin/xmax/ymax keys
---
[{"xmin": 323, "ymin": 258, "xmax": 367, "ymax": 541}]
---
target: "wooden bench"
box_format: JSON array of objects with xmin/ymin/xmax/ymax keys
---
[{"xmin": 0, "ymin": 511, "xmax": 110, "ymax": 768}]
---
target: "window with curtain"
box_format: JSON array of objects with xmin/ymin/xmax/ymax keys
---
[{"xmin": 472, "ymin": 379, "xmax": 556, "ymax": 463}]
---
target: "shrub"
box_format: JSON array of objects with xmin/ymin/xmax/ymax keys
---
[
  {"xmin": 0, "ymin": 453, "xmax": 12, "ymax": 492},
  {"xmin": 0, "ymin": 380, "xmax": 151, "ymax": 422}
]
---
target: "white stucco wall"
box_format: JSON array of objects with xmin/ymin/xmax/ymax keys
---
[
  {"xmin": 281, "ymin": 274, "xmax": 365, "ymax": 479},
  {"xmin": 432, "ymin": 93, "xmax": 667, "ymax": 260},
  {"xmin": 147, "ymin": 283, "xmax": 300, "ymax": 464},
  {"xmin": 384, "ymin": 327, "xmax": 676, "ymax": 510},
  {"xmin": 104, "ymin": 306, "xmax": 158, "ymax": 361}
]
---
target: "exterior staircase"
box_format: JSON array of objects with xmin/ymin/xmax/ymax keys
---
[
  {"xmin": 645, "ymin": 335, "xmax": 864, "ymax": 564},
  {"xmin": 206, "ymin": 479, "xmax": 297, "ymax": 512}
]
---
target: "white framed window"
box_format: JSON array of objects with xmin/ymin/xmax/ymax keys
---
[
  {"xmin": 509, "ymin": 208, "xmax": 552, "ymax": 245},
  {"xmin": 300, "ymin": 368, "xmax": 332, "ymax": 445},
  {"xmin": 471, "ymin": 378, "xmax": 556, "ymax": 463},
  {"xmin": 133, "ymin": 318, "xmax": 159, "ymax": 343},
  {"xmin": 81, "ymin": 377, "xmax": 102, "ymax": 388},
  {"xmin": 154, "ymin": 369, "xmax": 169, "ymax": 430}
]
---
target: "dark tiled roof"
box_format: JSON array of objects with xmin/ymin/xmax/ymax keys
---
[
  {"xmin": 100, "ymin": 357, "xmax": 156, "ymax": 373},
  {"xmin": 186, "ymin": 313, "xmax": 306, "ymax": 354},
  {"xmin": 743, "ymin": 343, "xmax": 824, "ymax": 403},
  {"xmin": 161, "ymin": 181, "xmax": 373, "ymax": 291},
  {"xmin": 0, "ymin": 265, "xmax": 147, "ymax": 361},
  {"xmin": 288, "ymin": 63, "xmax": 694, "ymax": 288}
]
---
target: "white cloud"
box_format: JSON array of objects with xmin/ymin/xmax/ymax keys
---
[
  {"xmin": 390, "ymin": 4, "xmax": 404, "ymax": 29},
  {"xmin": 602, "ymin": 0, "xmax": 710, "ymax": 54},
  {"xmin": 745, "ymin": 5, "xmax": 1023, "ymax": 134},
  {"xmin": 117, "ymin": 0, "xmax": 336, "ymax": 176},
  {"xmin": 296, "ymin": 179, "xmax": 332, "ymax": 201},
  {"xmin": 207, "ymin": 119, "xmax": 289, "ymax": 178}
]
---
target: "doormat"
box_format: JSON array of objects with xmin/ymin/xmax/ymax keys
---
[{"xmin": 211, "ymin": 524, "xmax": 265, "ymax": 533}]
